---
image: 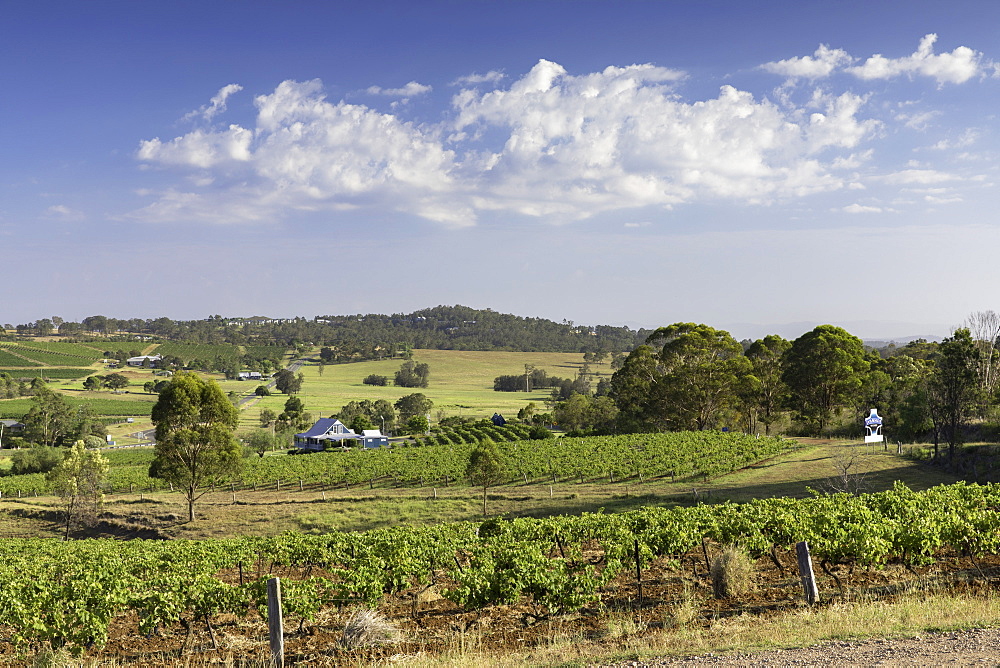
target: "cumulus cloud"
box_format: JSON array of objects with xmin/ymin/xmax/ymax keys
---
[
  {"xmin": 760, "ymin": 44, "xmax": 853, "ymax": 81},
  {"xmin": 183, "ymin": 84, "xmax": 243, "ymax": 122},
  {"xmin": 452, "ymin": 61, "xmax": 872, "ymax": 217},
  {"xmin": 136, "ymin": 79, "xmax": 464, "ymax": 225},
  {"xmin": 848, "ymin": 34, "xmax": 987, "ymax": 84},
  {"xmin": 365, "ymin": 81, "xmax": 432, "ymax": 97},
  {"xmin": 133, "ymin": 60, "xmax": 885, "ymax": 226}
]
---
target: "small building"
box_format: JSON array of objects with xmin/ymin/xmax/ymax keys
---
[
  {"xmin": 126, "ymin": 354, "xmax": 161, "ymax": 367},
  {"xmin": 0, "ymin": 419, "xmax": 24, "ymax": 435},
  {"xmin": 360, "ymin": 429, "xmax": 389, "ymax": 449},
  {"xmin": 491, "ymin": 413, "xmax": 506, "ymax": 427},
  {"xmin": 294, "ymin": 418, "xmax": 361, "ymax": 451},
  {"xmin": 237, "ymin": 371, "xmax": 263, "ymax": 381}
]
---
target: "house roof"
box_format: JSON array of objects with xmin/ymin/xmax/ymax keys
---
[
  {"xmin": 0, "ymin": 419, "xmax": 23, "ymax": 428},
  {"xmin": 295, "ymin": 417, "xmax": 342, "ymax": 439},
  {"xmin": 361, "ymin": 429, "xmax": 384, "ymax": 438}
]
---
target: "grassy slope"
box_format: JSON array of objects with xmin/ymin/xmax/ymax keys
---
[
  {"xmin": 221, "ymin": 349, "xmax": 613, "ymax": 432},
  {"xmin": 0, "ymin": 438, "xmax": 960, "ymax": 540}
]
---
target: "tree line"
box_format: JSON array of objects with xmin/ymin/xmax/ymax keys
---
[
  {"xmin": 534, "ymin": 314, "xmax": 995, "ymax": 460},
  {"xmin": 7, "ymin": 305, "xmax": 646, "ymax": 359}
]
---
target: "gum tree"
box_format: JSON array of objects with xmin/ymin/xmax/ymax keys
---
[{"xmin": 149, "ymin": 372, "xmax": 241, "ymax": 521}]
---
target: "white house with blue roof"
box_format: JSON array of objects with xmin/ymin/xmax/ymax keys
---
[
  {"xmin": 294, "ymin": 418, "xmax": 389, "ymax": 451},
  {"xmin": 294, "ymin": 418, "xmax": 360, "ymax": 451}
]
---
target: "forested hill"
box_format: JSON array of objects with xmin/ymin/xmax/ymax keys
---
[
  {"xmin": 17, "ymin": 306, "xmax": 647, "ymax": 354},
  {"xmin": 311, "ymin": 305, "xmax": 647, "ymax": 353}
]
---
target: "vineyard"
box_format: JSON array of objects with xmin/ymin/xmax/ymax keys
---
[
  {"xmin": 0, "ymin": 432, "xmax": 792, "ymax": 497},
  {"xmin": 0, "ymin": 342, "xmax": 100, "ymax": 366},
  {"xmin": 1, "ymin": 482, "xmax": 999, "ymax": 662},
  {"xmin": 0, "ymin": 368, "xmax": 94, "ymax": 380},
  {"xmin": 0, "ymin": 397, "xmax": 154, "ymax": 422}
]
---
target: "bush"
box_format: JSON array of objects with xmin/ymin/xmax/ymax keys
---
[
  {"xmin": 11, "ymin": 445, "xmax": 64, "ymax": 475},
  {"xmin": 363, "ymin": 374, "xmax": 388, "ymax": 386},
  {"xmin": 528, "ymin": 425, "xmax": 554, "ymax": 439},
  {"xmin": 710, "ymin": 545, "xmax": 755, "ymax": 599}
]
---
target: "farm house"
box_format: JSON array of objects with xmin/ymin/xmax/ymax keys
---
[{"xmin": 294, "ymin": 418, "xmax": 389, "ymax": 451}]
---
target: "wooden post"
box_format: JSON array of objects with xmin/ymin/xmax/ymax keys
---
[
  {"xmin": 796, "ymin": 541, "xmax": 819, "ymax": 605},
  {"xmin": 549, "ymin": 485, "xmax": 553, "ymax": 498},
  {"xmin": 634, "ymin": 539, "xmax": 643, "ymax": 608},
  {"xmin": 267, "ymin": 577, "xmax": 284, "ymax": 668},
  {"xmin": 299, "ymin": 478, "xmax": 303, "ymax": 492},
  {"xmin": 276, "ymin": 479, "xmax": 280, "ymax": 492},
  {"xmin": 432, "ymin": 487, "xmax": 437, "ymax": 499}
]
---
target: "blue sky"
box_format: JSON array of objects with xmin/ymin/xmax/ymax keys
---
[{"xmin": 4, "ymin": 1, "xmax": 1000, "ymax": 340}]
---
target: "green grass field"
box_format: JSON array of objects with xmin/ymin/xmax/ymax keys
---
[{"xmin": 221, "ymin": 348, "xmax": 611, "ymax": 432}]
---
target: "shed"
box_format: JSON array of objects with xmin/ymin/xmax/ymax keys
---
[{"xmin": 360, "ymin": 429, "xmax": 389, "ymax": 449}]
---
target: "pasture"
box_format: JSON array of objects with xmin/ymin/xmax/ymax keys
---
[{"xmin": 219, "ymin": 348, "xmax": 611, "ymax": 432}]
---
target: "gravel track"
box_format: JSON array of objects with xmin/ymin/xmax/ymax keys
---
[{"xmin": 595, "ymin": 627, "xmax": 1000, "ymax": 666}]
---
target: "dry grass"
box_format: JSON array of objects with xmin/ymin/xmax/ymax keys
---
[
  {"xmin": 710, "ymin": 544, "xmax": 756, "ymax": 599},
  {"xmin": 339, "ymin": 608, "xmax": 401, "ymax": 650}
]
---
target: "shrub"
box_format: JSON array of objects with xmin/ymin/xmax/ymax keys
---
[
  {"xmin": 11, "ymin": 445, "xmax": 64, "ymax": 475},
  {"xmin": 339, "ymin": 609, "xmax": 400, "ymax": 649},
  {"xmin": 710, "ymin": 545, "xmax": 755, "ymax": 599},
  {"xmin": 363, "ymin": 374, "xmax": 388, "ymax": 386}
]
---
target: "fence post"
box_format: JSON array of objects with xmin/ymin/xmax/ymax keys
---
[
  {"xmin": 796, "ymin": 541, "xmax": 819, "ymax": 605},
  {"xmin": 267, "ymin": 577, "xmax": 284, "ymax": 668}
]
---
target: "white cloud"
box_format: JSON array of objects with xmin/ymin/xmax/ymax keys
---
[
  {"xmin": 43, "ymin": 205, "xmax": 85, "ymax": 221},
  {"xmin": 929, "ymin": 129, "xmax": 980, "ymax": 150},
  {"xmin": 882, "ymin": 168, "xmax": 961, "ymax": 185},
  {"xmin": 454, "ymin": 61, "xmax": 873, "ymax": 216},
  {"xmin": 760, "ymin": 44, "xmax": 853, "ymax": 81},
  {"xmin": 452, "ymin": 70, "xmax": 506, "ymax": 86},
  {"xmin": 365, "ymin": 81, "xmax": 432, "ymax": 97},
  {"xmin": 848, "ymin": 34, "xmax": 987, "ymax": 84},
  {"xmin": 896, "ymin": 110, "xmax": 940, "ymax": 131},
  {"xmin": 138, "ymin": 125, "xmax": 253, "ymax": 168},
  {"xmin": 136, "ymin": 79, "xmax": 464, "ymax": 225},
  {"xmin": 133, "ymin": 61, "xmax": 881, "ymax": 226},
  {"xmin": 925, "ymin": 193, "xmax": 963, "ymax": 204},
  {"xmin": 183, "ymin": 84, "xmax": 243, "ymax": 122},
  {"xmin": 842, "ymin": 203, "xmax": 883, "ymax": 214}
]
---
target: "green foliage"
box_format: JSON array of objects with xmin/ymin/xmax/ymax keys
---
[
  {"xmin": 363, "ymin": 374, "xmax": 388, "ymax": 386},
  {"xmin": 274, "ymin": 369, "xmax": 303, "ymax": 394},
  {"xmin": 394, "ymin": 361, "xmax": 430, "ymax": 388},
  {"xmin": 10, "ymin": 445, "xmax": 64, "ymax": 475},
  {"xmin": 395, "ymin": 393, "xmax": 432, "ymax": 420},
  {"xmin": 47, "ymin": 440, "xmax": 110, "ymax": 538},
  {"xmin": 782, "ymin": 325, "xmax": 869, "ymax": 435},
  {"xmin": 150, "ymin": 372, "xmax": 242, "ymax": 520},
  {"xmin": 405, "ymin": 415, "xmax": 429, "ymax": 435}
]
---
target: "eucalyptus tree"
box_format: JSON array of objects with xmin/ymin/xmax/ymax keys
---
[
  {"xmin": 149, "ymin": 372, "xmax": 242, "ymax": 521},
  {"xmin": 611, "ymin": 324, "xmax": 749, "ymax": 432},
  {"xmin": 782, "ymin": 325, "xmax": 869, "ymax": 435},
  {"xmin": 928, "ymin": 328, "xmax": 981, "ymax": 461}
]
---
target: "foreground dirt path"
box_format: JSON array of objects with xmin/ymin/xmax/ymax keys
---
[{"xmin": 597, "ymin": 627, "xmax": 1000, "ymax": 666}]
